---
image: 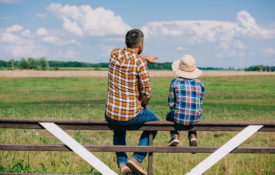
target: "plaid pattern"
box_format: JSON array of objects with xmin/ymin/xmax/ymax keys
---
[
  {"xmin": 105, "ymin": 47, "xmax": 151, "ymax": 121},
  {"xmin": 168, "ymin": 77, "xmax": 205, "ymax": 125}
]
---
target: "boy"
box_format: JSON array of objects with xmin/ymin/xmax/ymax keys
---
[{"xmin": 167, "ymin": 55, "xmax": 205, "ymax": 146}]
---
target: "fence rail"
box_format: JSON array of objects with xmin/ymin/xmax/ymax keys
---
[
  {"xmin": 1, "ymin": 119, "xmax": 275, "ymax": 175},
  {"xmin": 1, "ymin": 119, "xmax": 275, "ymax": 131},
  {"xmin": 1, "ymin": 144, "xmax": 274, "ymax": 154}
]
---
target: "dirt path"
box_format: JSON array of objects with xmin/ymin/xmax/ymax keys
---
[{"xmin": 0, "ymin": 70, "xmax": 274, "ymax": 78}]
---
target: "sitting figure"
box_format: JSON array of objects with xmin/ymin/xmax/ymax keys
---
[
  {"xmin": 105, "ymin": 29, "xmax": 159, "ymax": 175},
  {"xmin": 166, "ymin": 55, "xmax": 205, "ymax": 147}
]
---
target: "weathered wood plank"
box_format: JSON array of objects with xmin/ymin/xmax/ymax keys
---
[
  {"xmin": 0, "ymin": 119, "xmax": 274, "ymax": 131},
  {"xmin": 1, "ymin": 144, "xmax": 274, "ymax": 154}
]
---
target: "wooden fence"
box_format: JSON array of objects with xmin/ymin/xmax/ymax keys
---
[{"xmin": 1, "ymin": 119, "xmax": 275, "ymax": 175}]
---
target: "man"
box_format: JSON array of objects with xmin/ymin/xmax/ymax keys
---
[{"xmin": 105, "ymin": 29, "xmax": 159, "ymax": 175}]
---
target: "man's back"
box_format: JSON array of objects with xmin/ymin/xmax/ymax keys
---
[{"xmin": 106, "ymin": 47, "xmax": 151, "ymax": 121}]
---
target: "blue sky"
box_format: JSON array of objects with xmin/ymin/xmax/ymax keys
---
[{"xmin": 0, "ymin": 0, "xmax": 275, "ymax": 68}]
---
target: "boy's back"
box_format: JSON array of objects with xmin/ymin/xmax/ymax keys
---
[{"xmin": 168, "ymin": 77, "xmax": 205, "ymax": 125}]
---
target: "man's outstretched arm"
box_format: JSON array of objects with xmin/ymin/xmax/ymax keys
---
[{"xmin": 143, "ymin": 56, "xmax": 158, "ymax": 63}]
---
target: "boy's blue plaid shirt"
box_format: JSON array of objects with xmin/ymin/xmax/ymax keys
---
[{"xmin": 168, "ymin": 77, "xmax": 205, "ymax": 125}]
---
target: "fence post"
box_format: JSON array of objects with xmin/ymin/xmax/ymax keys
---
[{"xmin": 148, "ymin": 132, "xmax": 153, "ymax": 175}]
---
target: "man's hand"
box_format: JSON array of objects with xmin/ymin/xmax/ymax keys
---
[
  {"xmin": 141, "ymin": 94, "xmax": 150, "ymax": 108},
  {"xmin": 143, "ymin": 56, "xmax": 158, "ymax": 63}
]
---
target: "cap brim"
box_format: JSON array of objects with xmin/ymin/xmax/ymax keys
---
[{"xmin": 172, "ymin": 59, "xmax": 202, "ymax": 79}]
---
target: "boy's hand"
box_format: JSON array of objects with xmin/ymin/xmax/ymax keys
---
[{"xmin": 143, "ymin": 56, "xmax": 158, "ymax": 63}]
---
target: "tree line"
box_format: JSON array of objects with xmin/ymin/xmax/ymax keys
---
[
  {"xmin": 245, "ymin": 65, "xmax": 275, "ymax": 71},
  {"xmin": 0, "ymin": 58, "xmax": 274, "ymax": 71},
  {"xmin": 0, "ymin": 57, "xmax": 49, "ymax": 70}
]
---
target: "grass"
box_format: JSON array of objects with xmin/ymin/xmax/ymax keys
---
[
  {"xmin": 48, "ymin": 67, "xmax": 109, "ymax": 71},
  {"xmin": 0, "ymin": 75, "xmax": 275, "ymax": 174}
]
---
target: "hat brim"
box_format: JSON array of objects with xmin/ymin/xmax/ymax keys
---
[{"xmin": 172, "ymin": 60, "xmax": 202, "ymax": 79}]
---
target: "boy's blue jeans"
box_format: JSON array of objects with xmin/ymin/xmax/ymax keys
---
[
  {"xmin": 166, "ymin": 110, "xmax": 197, "ymax": 139},
  {"xmin": 105, "ymin": 109, "xmax": 159, "ymax": 166}
]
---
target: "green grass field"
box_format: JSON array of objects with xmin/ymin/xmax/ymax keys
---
[{"xmin": 0, "ymin": 75, "xmax": 275, "ymax": 174}]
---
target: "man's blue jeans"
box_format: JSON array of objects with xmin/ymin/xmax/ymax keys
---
[
  {"xmin": 166, "ymin": 110, "xmax": 197, "ymax": 139},
  {"xmin": 105, "ymin": 109, "xmax": 160, "ymax": 166}
]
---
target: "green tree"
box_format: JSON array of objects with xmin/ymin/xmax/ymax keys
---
[
  {"xmin": 255, "ymin": 65, "xmax": 265, "ymax": 71},
  {"xmin": 39, "ymin": 57, "xmax": 49, "ymax": 70},
  {"xmin": 0, "ymin": 60, "xmax": 8, "ymax": 69},
  {"xmin": 9, "ymin": 59, "xmax": 15, "ymax": 69},
  {"xmin": 28, "ymin": 57, "xmax": 38, "ymax": 69},
  {"xmin": 18, "ymin": 58, "xmax": 29, "ymax": 69}
]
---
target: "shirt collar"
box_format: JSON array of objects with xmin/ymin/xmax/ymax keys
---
[{"xmin": 125, "ymin": 47, "xmax": 137, "ymax": 54}]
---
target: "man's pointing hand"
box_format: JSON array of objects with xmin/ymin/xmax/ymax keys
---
[{"xmin": 143, "ymin": 56, "xmax": 158, "ymax": 63}]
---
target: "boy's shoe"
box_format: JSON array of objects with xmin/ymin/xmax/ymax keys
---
[
  {"xmin": 119, "ymin": 163, "xmax": 131, "ymax": 175},
  {"xmin": 127, "ymin": 157, "xmax": 147, "ymax": 175},
  {"xmin": 168, "ymin": 135, "xmax": 179, "ymax": 146},
  {"xmin": 189, "ymin": 134, "xmax": 197, "ymax": 147}
]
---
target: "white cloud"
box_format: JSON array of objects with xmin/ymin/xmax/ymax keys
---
[
  {"xmin": 67, "ymin": 39, "xmax": 79, "ymax": 45},
  {"xmin": 99, "ymin": 45, "xmax": 115, "ymax": 58},
  {"xmin": 0, "ymin": 25, "xmax": 79, "ymax": 59},
  {"xmin": 216, "ymin": 50, "xmax": 245, "ymax": 58},
  {"xmin": 63, "ymin": 18, "xmax": 83, "ymax": 36},
  {"xmin": 142, "ymin": 20, "xmax": 238, "ymax": 43},
  {"xmin": 47, "ymin": 3, "xmax": 131, "ymax": 37},
  {"xmin": 36, "ymin": 27, "xmax": 50, "ymax": 36},
  {"xmin": 234, "ymin": 40, "xmax": 247, "ymax": 49},
  {"xmin": 6, "ymin": 24, "xmax": 23, "ymax": 33},
  {"xmin": 0, "ymin": 34, "xmax": 47, "ymax": 58},
  {"xmin": 41, "ymin": 35, "xmax": 59, "ymax": 44},
  {"xmin": 261, "ymin": 47, "xmax": 275, "ymax": 56},
  {"xmin": 142, "ymin": 11, "xmax": 275, "ymax": 43},
  {"xmin": 1, "ymin": 32, "xmax": 18, "ymax": 42},
  {"xmin": 237, "ymin": 11, "xmax": 275, "ymax": 39},
  {"xmin": 219, "ymin": 40, "xmax": 247, "ymax": 51},
  {"xmin": 0, "ymin": 25, "xmax": 47, "ymax": 58},
  {"xmin": 34, "ymin": 27, "xmax": 79, "ymax": 46},
  {"xmin": 35, "ymin": 28, "xmax": 60, "ymax": 44},
  {"xmin": 142, "ymin": 11, "xmax": 275, "ymax": 60},
  {"xmin": 176, "ymin": 46, "xmax": 191, "ymax": 51},
  {"xmin": 21, "ymin": 29, "xmax": 31, "ymax": 37}
]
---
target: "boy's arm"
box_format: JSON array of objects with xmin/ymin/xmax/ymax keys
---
[
  {"xmin": 168, "ymin": 82, "xmax": 175, "ymax": 110},
  {"xmin": 200, "ymin": 82, "xmax": 205, "ymax": 105}
]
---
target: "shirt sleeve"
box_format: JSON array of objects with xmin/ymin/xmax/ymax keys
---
[
  {"xmin": 200, "ymin": 81, "xmax": 205, "ymax": 105},
  {"xmin": 137, "ymin": 57, "xmax": 152, "ymax": 98},
  {"xmin": 168, "ymin": 81, "xmax": 175, "ymax": 110}
]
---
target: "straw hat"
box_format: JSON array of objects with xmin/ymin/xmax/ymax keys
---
[{"xmin": 172, "ymin": 55, "xmax": 202, "ymax": 79}]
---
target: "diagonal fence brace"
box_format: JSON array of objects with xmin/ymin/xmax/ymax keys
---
[
  {"xmin": 186, "ymin": 125, "xmax": 263, "ymax": 175},
  {"xmin": 40, "ymin": 122, "xmax": 117, "ymax": 175}
]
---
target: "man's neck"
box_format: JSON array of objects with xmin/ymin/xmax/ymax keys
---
[{"xmin": 127, "ymin": 47, "xmax": 139, "ymax": 54}]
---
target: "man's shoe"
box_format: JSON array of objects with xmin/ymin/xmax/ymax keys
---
[
  {"xmin": 189, "ymin": 134, "xmax": 197, "ymax": 147},
  {"xmin": 119, "ymin": 163, "xmax": 131, "ymax": 175},
  {"xmin": 127, "ymin": 157, "xmax": 147, "ymax": 175},
  {"xmin": 168, "ymin": 135, "xmax": 179, "ymax": 146}
]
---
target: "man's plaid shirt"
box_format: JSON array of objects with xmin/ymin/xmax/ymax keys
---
[
  {"xmin": 105, "ymin": 47, "xmax": 152, "ymax": 121},
  {"xmin": 168, "ymin": 77, "xmax": 205, "ymax": 125}
]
